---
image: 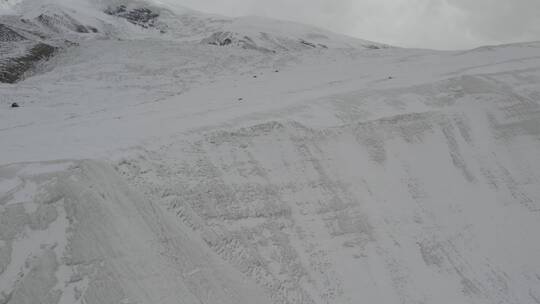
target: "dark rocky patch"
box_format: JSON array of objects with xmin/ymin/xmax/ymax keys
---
[
  {"xmin": 0, "ymin": 43, "xmax": 57, "ymax": 83},
  {"xmin": 73, "ymin": 25, "xmax": 98, "ymax": 34},
  {"xmin": 36, "ymin": 14, "xmax": 59, "ymax": 31},
  {"xmin": 299, "ymin": 40, "xmax": 317, "ymax": 48},
  {"xmin": 0, "ymin": 24, "xmax": 27, "ymax": 42},
  {"xmin": 208, "ymin": 37, "xmax": 232, "ymax": 46},
  {"xmin": 204, "ymin": 32, "xmax": 235, "ymax": 46},
  {"xmin": 366, "ymin": 45, "xmax": 381, "ymax": 50},
  {"xmin": 105, "ymin": 5, "xmax": 159, "ymax": 29},
  {"xmin": 202, "ymin": 31, "xmax": 275, "ymax": 53},
  {"xmin": 220, "ymin": 38, "xmax": 232, "ymax": 46},
  {"xmin": 0, "ymin": 9, "xmax": 96, "ymax": 83},
  {"xmin": 74, "ymin": 24, "xmax": 89, "ymax": 33},
  {"xmin": 34, "ymin": 12, "xmax": 95, "ymax": 35}
]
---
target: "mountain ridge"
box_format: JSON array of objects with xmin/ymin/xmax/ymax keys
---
[{"xmin": 0, "ymin": 0, "xmax": 385, "ymax": 83}]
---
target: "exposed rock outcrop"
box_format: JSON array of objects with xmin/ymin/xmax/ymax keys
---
[
  {"xmin": 105, "ymin": 5, "xmax": 159, "ymax": 29},
  {"xmin": 0, "ymin": 41, "xmax": 57, "ymax": 83}
]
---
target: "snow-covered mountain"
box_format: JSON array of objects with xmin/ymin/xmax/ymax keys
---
[
  {"xmin": 0, "ymin": 0, "xmax": 382, "ymax": 83},
  {"xmin": 1, "ymin": 1, "xmax": 539, "ymax": 304}
]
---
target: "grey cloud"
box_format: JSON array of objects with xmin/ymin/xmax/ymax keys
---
[{"xmin": 449, "ymin": 0, "xmax": 540, "ymax": 43}]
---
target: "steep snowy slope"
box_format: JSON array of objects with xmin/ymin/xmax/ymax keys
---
[
  {"xmin": 106, "ymin": 42, "xmax": 540, "ymax": 304},
  {"xmin": 0, "ymin": 160, "xmax": 271, "ymax": 304},
  {"xmin": 1, "ymin": 0, "xmax": 540, "ymax": 304}
]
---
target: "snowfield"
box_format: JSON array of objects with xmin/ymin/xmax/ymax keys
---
[{"xmin": 1, "ymin": 1, "xmax": 540, "ymax": 304}]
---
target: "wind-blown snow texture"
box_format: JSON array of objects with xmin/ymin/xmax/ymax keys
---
[{"xmin": 1, "ymin": 1, "xmax": 540, "ymax": 304}]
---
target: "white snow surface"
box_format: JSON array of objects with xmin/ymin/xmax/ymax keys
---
[{"xmin": 1, "ymin": 0, "xmax": 540, "ymax": 304}]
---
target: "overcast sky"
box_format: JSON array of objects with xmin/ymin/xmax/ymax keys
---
[{"xmin": 170, "ymin": 0, "xmax": 540, "ymax": 50}]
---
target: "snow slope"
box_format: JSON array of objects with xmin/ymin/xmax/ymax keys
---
[
  {"xmin": 1, "ymin": 0, "xmax": 540, "ymax": 304},
  {"xmin": 0, "ymin": 160, "xmax": 271, "ymax": 304}
]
